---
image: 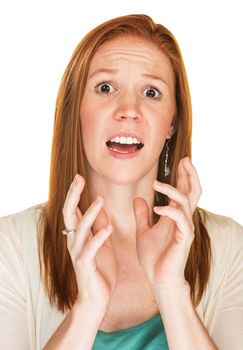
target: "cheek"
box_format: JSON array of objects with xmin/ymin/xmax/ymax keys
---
[
  {"xmin": 152, "ymin": 114, "xmax": 173, "ymax": 139},
  {"xmin": 80, "ymin": 97, "xmax": 96, "ymax": 136},
  {"xmin": 148, "ymin": 112, "xmax": 174, "ymax": 157},
  {"xmin": 80, "ymin": 120, "xmax": 92, "ymax": 152},
  {"xmin": 80, "ymin": 98, "xmax": 107, "ymax": 159},
  {"xmin": 152, "ymin": 129, "xmax": 168, "ymax": 154}
]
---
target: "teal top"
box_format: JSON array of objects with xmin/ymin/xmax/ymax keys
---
[{"xmin": 93, "ymin": 313, "xmax": 168, "ymax": 349}]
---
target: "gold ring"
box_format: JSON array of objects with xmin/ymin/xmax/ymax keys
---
[{"xmin": 62, "ymin": 229, "xmax": 76, "ymax": 235}]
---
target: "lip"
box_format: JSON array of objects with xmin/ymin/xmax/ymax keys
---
[{"xmin": 106, "ymin": 131, "xmax": 144, "ymax": 144}]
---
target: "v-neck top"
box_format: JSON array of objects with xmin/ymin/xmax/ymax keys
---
[{"xmin": 93, "ymin": 313, "xmax": 168, "ymax": 349}]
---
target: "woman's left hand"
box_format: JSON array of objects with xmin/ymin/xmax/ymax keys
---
[{"xmin": 133, "ymin": 157, "xmax": 202, "ymax": 294}]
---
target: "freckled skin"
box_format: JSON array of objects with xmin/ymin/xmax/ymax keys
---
[{"xmin": 80, "ymin": 36, "xmax": 176, "ymax": 185}]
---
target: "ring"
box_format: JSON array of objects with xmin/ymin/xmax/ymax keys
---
[{"xmin": 62, "ymin": 229, "xmax": 76, "ymax": 235}]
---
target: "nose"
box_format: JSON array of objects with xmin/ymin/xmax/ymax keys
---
[{"xmin": 113, "ymin": 90, "xmax": 143, "ymax": 122}]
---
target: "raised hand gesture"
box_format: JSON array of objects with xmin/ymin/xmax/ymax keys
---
[
  {"xmin": 133, "ymin": 157, "xmax": 201, "ymax": 294},
  {"xmin": 62, "ymin": 174, "xmax": 117, "ymax": 310}
]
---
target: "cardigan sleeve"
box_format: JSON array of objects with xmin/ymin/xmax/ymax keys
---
[
  {"xmin": 207, "ymin": 215, "xmax": 243, "ymax": 350},
  {"xmin": 0, "ymin": 214, "xmax": 30, "ymax": 349}
]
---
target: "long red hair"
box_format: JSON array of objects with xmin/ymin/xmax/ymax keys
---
[{"xmin": 38, "ymin": 14, "xmax": 211, "ymax": 312}]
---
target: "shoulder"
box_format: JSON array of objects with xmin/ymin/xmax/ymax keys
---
[
  {"xmin": 200, "ymin": 208, "xmax": 243, "ymax": 292},
  {"xmin": 0, "ymin": 203, "xmax": 47, "ymax": 302},
  {"xmin": 198, "ymin": 210, "xmax": 243, "ymax": 335},
  {"xmin": 200, "ymin": 209, "xmax": 243, "ymax": 252},
  {"xmin": 0, "ymin": 203, "xmax": 45, "ymax": 238},
  {"xmin": 0, "ymin": 204, "xmax": 48, "ymax": 348},
  {"xmin": 0, "ymin": 203, "xmax": 46, "ymax": 261},
  {"xmin": 0, "ymin": 203, "xmax": 45, "ymax": 230}
]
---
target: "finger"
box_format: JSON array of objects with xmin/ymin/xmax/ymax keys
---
[
  {"xmin": 176, "ymin": 158, "xmax": 190, "ymax": 196},
  {"xmin": 92, "ymin": 208, "xmax": 109, "ymax": 235},
  {"xmin": 63, "ymin": 174, "xmax": 85, "ymax": 230},
  {"xmin": 82, "ymin": 224, "xmax": 113, "ymax": 262},
  {"xmin": 76, "ymin": 207, "xmax": 82, "ymax": 221},
  {"xmin": 63, "ymin": 174, "xmax": 85, "ymax": 212},
  {"xmin": 182, "ymin": 157, "xmax": 202, "ymax": 211},
  {"xmin": 133, "ymin": 198, "xmax": 150, "ymax": 236},
  {"xmin": 69, "ymin": 197, "xmax": 105, "ymax": 255},
  {"xmin": 153, "ymin": 206, "xmax": 195, "ymax": 247},
  {"xmin": 153, "ymin": 181, "xmax": 191, "ymax": 220},
  {"xmin": 66, "ymin": 207, "xmax": 83, "ymax": 250}
]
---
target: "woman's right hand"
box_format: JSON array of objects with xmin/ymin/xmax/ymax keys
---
[{"xmin": 62, "ymin": 174, "xmax": 117, "ymax": 311}]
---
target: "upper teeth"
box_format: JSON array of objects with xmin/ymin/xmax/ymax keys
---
[{"xmin": 110, "ymin": 136, "xmax": 141, "ymax": 144}]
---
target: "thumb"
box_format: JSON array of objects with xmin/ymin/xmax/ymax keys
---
[{"xmin": 133, "ymin": 198, "xmax": 150, "ymax": 237}]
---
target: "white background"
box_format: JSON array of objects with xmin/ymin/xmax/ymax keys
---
[{"xmin": 0, "ymin": 0, "xmax": 242, "ymax": 225}]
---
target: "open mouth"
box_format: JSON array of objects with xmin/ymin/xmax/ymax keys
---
[{"xmin": 106, "ymin": 136, "xmax": 144, "ymax": 154}]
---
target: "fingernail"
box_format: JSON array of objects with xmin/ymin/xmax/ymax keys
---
[
  {"xmin": 94, "ymin": 196, "xmax": 103, "ymax": 205},
  {"xmin": 74, "ymin": 174, "xmax": 81, "ymax": 184},
  {"xmin": 105, "ymin": 224, "xmax": 112, "ymax": 232},
  {"xmin": 153, "ymin": 180, "xmax": 163, "ymax": 188},
  {"xmin": 153, "ymin": 206, "xmax": 161, "ymax": 213}
]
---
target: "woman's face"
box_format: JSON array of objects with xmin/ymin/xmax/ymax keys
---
[{"xmin": 80, "ymin": 35, "xmax": 176, "ymax": 185}]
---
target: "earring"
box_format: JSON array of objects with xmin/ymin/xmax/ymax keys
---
[{"xmin": 164, "ymin": 139, "xmax": 170, "ymax": 177}]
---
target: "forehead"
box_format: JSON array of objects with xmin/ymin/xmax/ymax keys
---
[{"xmin": 88, "ymin": 36, "xmax": 174, "ymax": 80}]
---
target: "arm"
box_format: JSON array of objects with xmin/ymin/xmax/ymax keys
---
[
  {"xmin": 154, "ymin": 284, "xmax": 218, "ymax": 350},
  {"xmin": 0, "ymin": 224, "xmax": 106, "ymax": 350},
  {"xmin": 43, "ymin": 174, "xmax": 116, "ymax": 349},
  {"xmin": 134, "ymin": 157, "xmax": 218, "ymax": 349},
  {"xmin": 43, "ymin": 300, "xmax": 106, "ymax": 350}
]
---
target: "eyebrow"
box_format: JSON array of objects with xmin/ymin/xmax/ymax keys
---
[
  {"xmin": 88, "ymin": 68, "xmax": 168, "ymax": 86},
  {"xmin": 88, "ymin": 68, "xmax": 119, "ymax": 79},
  {"xmin": 142, "ymin": 73, "xmax": 168, "ymax": 86}
]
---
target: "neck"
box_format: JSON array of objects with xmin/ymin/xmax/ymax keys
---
[{"xmin": 88, "ymin": 171, "xmax": 157, "ymax": 245}]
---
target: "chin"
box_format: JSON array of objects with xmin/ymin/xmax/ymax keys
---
[{"xmin": 102, "ymin": 168, "xmax": 151, "ymax": 186}]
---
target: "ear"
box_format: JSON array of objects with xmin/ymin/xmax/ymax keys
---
[{"xmin": 166, "ymin": 114, "xmax": 178, "ymax": 139}]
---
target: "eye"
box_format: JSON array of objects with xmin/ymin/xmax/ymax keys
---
[
  {"xmin": 95, "ymin": 82, "xmax": 116, "ymax": 94},
  {"xmin": 143, "ymin": 86, "xmax": 161, "ymax": 99}
]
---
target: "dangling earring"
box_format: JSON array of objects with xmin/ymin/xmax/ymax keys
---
[{"xmin": 164, "ymin": 139, "xmax": 170, "ymax": 177}]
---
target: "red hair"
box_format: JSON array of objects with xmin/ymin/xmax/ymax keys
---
[{"xmin": 38, "ymin": 14, "xmax": 211, "ymax": 312}]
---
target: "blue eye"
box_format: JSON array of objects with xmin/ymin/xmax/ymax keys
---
[
  {"xmin": 95, "ymin": 82, "xmax": 115, "ymax": 94},
  {"xmin": 144, "ymin": 87, "xmax": 161, "ymax": 99}
]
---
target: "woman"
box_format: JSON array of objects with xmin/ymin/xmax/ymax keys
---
[{"xmin": 0, "ymin": 14, "xmax": 242, "ymax": 350}]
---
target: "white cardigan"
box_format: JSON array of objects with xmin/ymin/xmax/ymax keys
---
[{"xmin": 0, "ymin": 204, "xmax": 243, "ymax": 350}]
